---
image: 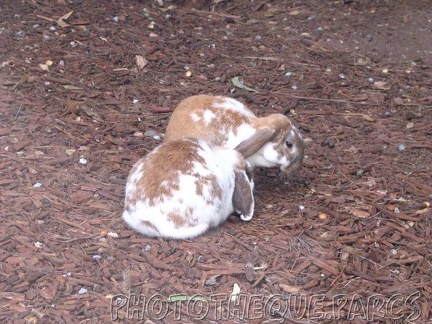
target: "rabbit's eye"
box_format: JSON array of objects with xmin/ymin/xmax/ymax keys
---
[{"xmin": 285, "ymin": 141, "xmax": 294, "ymax": 149}]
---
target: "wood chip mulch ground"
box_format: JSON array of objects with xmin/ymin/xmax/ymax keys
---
[{"xmin": 0, "ymin": 0, "xmax": 431, "ymax": 323}]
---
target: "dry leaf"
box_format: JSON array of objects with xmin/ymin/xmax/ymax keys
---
[
  {"xmin": 350, "ymin": 209, "xmax": 370, "ymax": 218},
  {"xmin": 288, "ymin": 9, "xmax": 301, "ymax": 16},
  {"xmin": 135, "ymin": 55, "xmax": 148, "ymax": 70},
  {"xmin": 81, "ymin": 106, "xmax": 102, "ymax": 121},
  {"xmin": 99, "ymin": 229, "xmax": 108, "ymax": 236},
  {"xmin": 362, "ymin": 114, "xmax": 376, "ymax": 122},
  {"xmin": 279, "ymin": 284, "xmax": 301, "ymax": 294},
  {"xmin": 387, "ymin": 204, "xmax": 397, "ymax": 211},
  {"xmin": 393, "ymin": 97, "xmax": 404, "ymax": 105},
  {"xmin": 355, "ymin": 57, "xmax": 371, "ymax": 66},
  {"xmin": 318, "ymin": 212, "xmax": 327, "ymax": 220},
  {"xmin": 353, "ymin": 94, "xmax": 368, "ymax": 102},
  {"xmin": 415, "ymin": 202, "xmax": 430, "ymax": 215},
  {"xmin": 65, "ymin": 148, "xmax": 76, "ymax": 156},
  {"xmin": 57, "ymin": 11, "xmax": 73, "ymax": 28},
  {"xmin": 39, "ymin": 64, "xmax": 49, "ymax": 71},
  {"xmin": 63, "ymin": 85, "xmax": 82, "ymax": 90},
  {"xmin": 373, "ymin": 81, "xmax": 390, "ymax": 90},
  {"xmin": 231, "ymin": 76, "xmax": 260, "ymax": 93}
]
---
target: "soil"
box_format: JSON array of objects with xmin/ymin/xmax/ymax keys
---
[{"xmin": 0, "ymin": 0, "xmax": 431, "ymax": 323}]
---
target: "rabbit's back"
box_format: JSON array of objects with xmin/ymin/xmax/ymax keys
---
[{"xmin": 122, "ymin": 139, "xmax": 241, "ymax": 239}]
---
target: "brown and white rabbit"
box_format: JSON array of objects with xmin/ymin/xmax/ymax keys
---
[
  {"xmin": 122, "ymin": 130, "xmax": 274, "ymax": 239},
  {"xmin": 164, "ymin": 95, "xmax": 304, "ymax": 174}
]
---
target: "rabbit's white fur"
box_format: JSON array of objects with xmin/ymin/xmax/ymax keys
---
[
  {"xmin": 122, "ymin": 138, "xmax": 254, "ymax": 239},
  {"xmin": 164, "ymin": 95, "xmax": 304, "ymax": 173}
]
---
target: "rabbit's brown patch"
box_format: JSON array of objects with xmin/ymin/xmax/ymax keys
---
[
  {"xmin": 141, "ymin": 220, "xmax": 160, "ymax": 234},
  {"xmin": 251, "ymin": 114, "xmax": 291, "ymax": 132},
  {"xmin": 167, "ymin": 212, "xmax": 186, "ymax": 227},
  {"xmin": 167, "ymin": 207, "xmax": 194, "ymax": 227},
  {"xmin": 164, "ymin": 95, "xmax": 252, "ymax": 146},
  {"xmin": 136, "ymin": 140, "xmax": 205, "ymax": 206},
  {"xmin": 195, "ymin": 175, "xmax": 223, "ymax": 204}
]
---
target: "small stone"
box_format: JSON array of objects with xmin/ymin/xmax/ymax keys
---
[
  {"xmin": 33, "ymin": 182, "xmax": 42, "ymax": 188},
  {"xmin": 79, "ymin": 156, "xmax": 88, "ymax": 165},
  {"xmin": 397, "ymin": 144, "xmax": 406, "ymax": 152},
  {"xmin": 107, "ymin": 232, "xmax": 119, "ymax": 238},
  {"xmin": 78, "ymin": 287, "xmax": 88, "ymax": 294}
]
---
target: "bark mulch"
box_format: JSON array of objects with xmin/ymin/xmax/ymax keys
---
[{"xmin": 0, "ymin": 0, "xmax": 431, "ymax": 323}]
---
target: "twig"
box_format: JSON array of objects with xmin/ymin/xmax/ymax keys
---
[
  {"xmin": 190, "ymin": 8, "xmax": 241, "ymax": 20},
  {"xmin": 330, "ymin": 264, "xmax": 347, "ymax": 287},
  {"xmin": 270, "ymin": 91, "xmax": 383, "ymax": 105}
]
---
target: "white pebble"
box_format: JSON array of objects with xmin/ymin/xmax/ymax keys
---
[
  {"xmin": 33, "ymin": 182, "xmax": 42, "ymax": 188},
  {"xmin": 34, "ymin": 242, "xmax": 43, "ymax": 248},
  {"xmin": 107, "ymin": 232, "xmax": 119, "ymax": 238},
  {"xmin": 78, "ymin": 288, "xmax": 88, "ymax": 294},
  {"xmin": 79, "ymin": 156, "xmax": 88, "ymax": 165}
]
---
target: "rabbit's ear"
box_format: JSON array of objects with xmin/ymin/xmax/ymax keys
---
[
  {"xmin": 234, "ymin": 128, "xmax": 277, "ymax": 158},
  {"xmin": 232, "ymin": 171, "xmax": 254, "ymax": 221}
]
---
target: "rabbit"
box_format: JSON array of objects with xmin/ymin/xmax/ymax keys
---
[
  {"xmin": 122, "ymin": 130, "xmax": 274, "ymax": 239},
  {"xmin": 164, "ymin": 95, "xmax": 304, "ymax": 175}
]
